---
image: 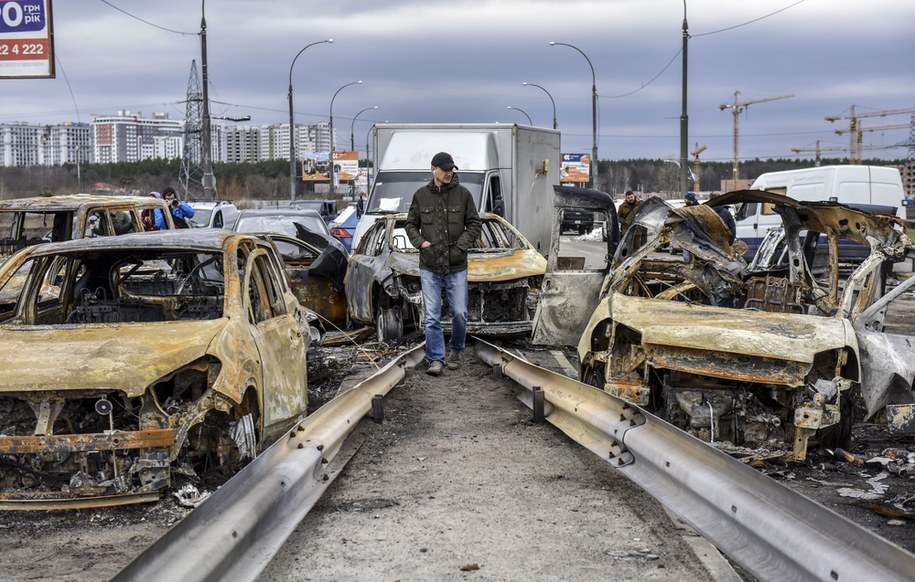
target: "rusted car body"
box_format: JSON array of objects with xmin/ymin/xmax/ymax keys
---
[
  {"xmin": 345, "ymin": 213, "xmax": 547, "ymax": 340},
  {"xmin": 0, "ymin": 194, "xmax": 174, "ymax": 263},
  {"xmin": 0, "ymin": 230, "xmax": 310, "ymax": 508},
  {"xmin": 538, "ymin": 189, "xmax": 912, "ymax": 461}
]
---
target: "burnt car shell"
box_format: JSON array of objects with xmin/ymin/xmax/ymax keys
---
[
  {"xmin": 345, "ymin": 213, "xmax": 546, "ymax": 340},
  {"xmin": 564, "ymin": 190, "xmax": 911, "ymax": 461},
  {"xmin": 0, "ymin": 230, "xmax": 310, "ymax": 508}
]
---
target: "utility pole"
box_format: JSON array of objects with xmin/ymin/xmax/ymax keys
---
[
  {"xmin": 199, "ymin": 0, "xmax": 215, "ymax": 199},
  {"xmin": 719, "ymin": 91, "xmax": 794, "ymax": 189},
  {"xmin": 679, "ymin": 1, "xmax": 689, "ymax": 198}
]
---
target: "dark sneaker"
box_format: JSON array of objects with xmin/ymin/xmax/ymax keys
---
[
  {"xmin": 446, "ymin": 350, "xmax": 463, "ymax": 371},
  {"xmin": 426, "ymin": 360, "xmax": 444, "ymax": 376}
]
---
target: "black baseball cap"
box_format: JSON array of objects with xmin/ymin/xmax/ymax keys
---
[{"xmin": 431, "ymin": 152, "xmax": 458, "ymax": 171}]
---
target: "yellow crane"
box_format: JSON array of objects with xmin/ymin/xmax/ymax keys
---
[
  {"xmin": 719, "ymin": 91, "xmax": 794, "ymax": 188},
  {"xmin": 790, "ymin": 140, "xmax": 849, "ymax": 166},
  {"xmin": 690, "ymin": 143, "xmax": 706, "ymax": 185},
  {"xmin": 832, "ymin": 122, "xmax": 910, "ymax": 164},
  {"xmin": 825, "ymin": 106, "xmax": 913, "ymax": 164}
]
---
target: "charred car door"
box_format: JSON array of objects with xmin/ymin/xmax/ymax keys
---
[{"xmin": 532, "ymin": 185, "xmax": 618, "ymax": 346}]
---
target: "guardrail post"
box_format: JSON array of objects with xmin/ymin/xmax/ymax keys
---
[
  {"xmin": 372, "ymin": 395, "xmax": 384, "ymax": 424},
  {"xmin": 532, "ymin": 386, "xmax": 545, "ymax": 423}
]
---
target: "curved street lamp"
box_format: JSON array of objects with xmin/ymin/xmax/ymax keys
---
[
  {"xmin": 350, "ymin": 105, "xmax": 379, "ymax": 152},
  {"xmin": 522, "ymin": 82, "xmax": 557, "ymax": 129},
  {"xmin": 550, "ymin": 41, "xmax": 597, "ymax": 185},
  {"xmin": 506, "ymin": 106, "xmax": 533, "ymax": 125},
  {"xmin": 329, "ymin": 81, "xmax": 362, "ymax": 189},
  {"xmin": 288, "ymin": 38, "xmax": 333, "ymax": 201}
]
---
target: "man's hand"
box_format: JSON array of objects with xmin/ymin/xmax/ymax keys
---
[{"xmin": 420, "ymin": 241, "xmax": 432, "ymax": 249}]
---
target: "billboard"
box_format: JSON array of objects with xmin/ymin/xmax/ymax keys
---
[
  {"xmin": 560, "ymin": 153, "xmax": 590, "ymax": 183},
  {"xmin": 332, "ymin": 151, "xmax": 359, "ymax": 182},
  {"xmin": 0, "ymin": 0, "xmax": 54, "ymax": 78}
]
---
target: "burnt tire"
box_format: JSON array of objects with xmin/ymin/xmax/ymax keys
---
[{"xmin": 375, "ymin": 305, "xmax": 403, "ymax": 341}]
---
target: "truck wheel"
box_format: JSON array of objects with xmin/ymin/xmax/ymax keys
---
[{"xmin": 375, "ymin": 305, "xmax": 403, "ymax": 341}]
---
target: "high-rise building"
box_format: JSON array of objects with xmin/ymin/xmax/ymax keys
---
[
  {"xmin": 92, "ymin": 111, "xmax": 183, "ymax": 164},
  {"xmin": 1, "ymin": 122, "xmax": 93, "ymax": 167}
]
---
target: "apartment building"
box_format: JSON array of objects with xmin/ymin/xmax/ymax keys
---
[{"xmin": 92, "ymin": 111, "xmax": 183, "ymax": 164}]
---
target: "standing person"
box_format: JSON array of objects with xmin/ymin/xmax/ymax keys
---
[
  {"xmin": 405, "ymin": 152, "xmax": 482, "ymax": 377},
  {"xmin": 157, "ymin": 186, "xmax": 195, "ymax": 229},
  {"xmin": 617, "ymin": 190, "xmax": 640, "ymax": 233}
]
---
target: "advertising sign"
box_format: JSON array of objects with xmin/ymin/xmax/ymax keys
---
[
  {"xmin": 301, "ymin": 153, "xmax": 329, "ymax": 181},
  {"xmin": 333, "ymin": 151, "xmax": 359, "ymax": 182},
  {"xmin": 0, "ymin": 0, "xmax": 54, "ymax": 78},
  {"xmin": 560, "ymin": 153, "xmax": 590, "ymax": 184}
]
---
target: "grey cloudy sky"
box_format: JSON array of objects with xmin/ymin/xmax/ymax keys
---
[{"xmin": 3, "ymin": 0, "xmax": 914, "ymax": 163}]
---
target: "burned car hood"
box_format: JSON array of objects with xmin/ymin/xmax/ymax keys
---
[
  {"xmin": 386, "ymin": 249, "xmax": 546, "ymax": 282},
  {"xmin": 0, "ymin": 319, "xmax": 225, "ymax": 398},
  {"xmin": 605, "ymin": 293, "xmax": 854, "ymax": 364}
]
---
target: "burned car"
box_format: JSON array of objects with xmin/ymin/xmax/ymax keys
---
[
  {"xmin": 233, "ymin": 209, "xmax": 349, "ymax": 329},
  {"xmin": 0, "ymin": 194, "xmax": 174, "ymax": 263},
  {"xmin": 536, "ymin": 189, "xmax": 912, "ymax": 461},
  {"xmin": 345, "ymin": 213, "xmax": 546, "ymax": 340},
  {"xmin": 0, "ymin": 230, "xmax": 310, "ymax": 508}
]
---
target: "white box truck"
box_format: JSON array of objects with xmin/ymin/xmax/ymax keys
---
[
  {"xmin": 352, "ymin": 123, "xmax": 561, "ymax": 253},
  {"xmin": 735, "ymin": 164, "xmax": 906, "ymax": 260}
]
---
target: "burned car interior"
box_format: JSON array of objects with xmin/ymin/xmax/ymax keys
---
[
  {"xmin": 545, "ymin": 189, "xmax": 914, "ymax": 462},
  {"xmin": 0, "ymin": 231, "xmax": 309, "ymax": 508}
]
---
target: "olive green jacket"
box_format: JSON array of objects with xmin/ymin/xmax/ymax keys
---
[{"xmin": 404, "ymin": 175, "xmax": 482, "ymax": 274}]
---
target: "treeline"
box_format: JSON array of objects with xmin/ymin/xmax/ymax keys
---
[{"xmin": 0, "ymin": 156, "xmax": 905, "ymax": 200}]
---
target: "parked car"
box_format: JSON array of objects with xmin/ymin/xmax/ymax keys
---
[
  {"xmin": 0, "ymin": 230, "xmax": 311, "ymax": 507},
  {"xmin": 345, "ymin": 213, "xmax": 546, "ymax": 340},
  {"xmin": 234, "ymin": 208, "xmax": 334, "ymax": 239},
  {"xmin": 233, "ymin": 208, "xmax": 348, "ymax": 327},
  {"xmin": 0, "ymin": 194, "xmax": 174, "ymax": 263},
  {"xmin": 290, "ymin": 199, "xmax": 338, "ymax": 223},
  {"xmin": 536, "ymin": 189, "xmax": 913, "ymax": 462},
  {"xmin": 188, "ymin": 200, "xmax": 239, "ymax": 229},
  {"xmin": 329, "ymin": 203, "xmax": 359, "ymax": 253}
]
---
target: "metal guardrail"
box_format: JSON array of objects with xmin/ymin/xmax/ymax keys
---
[
  {"xmin": 113, "ymin": 343, "xmax": 426, "ymax": 582},
  {"xmin": 474, "ymin": 338, "xmax": 915, "ymax": 582}
]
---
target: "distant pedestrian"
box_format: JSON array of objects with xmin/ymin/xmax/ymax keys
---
[
  {"xmin": 405, "ymin": 152, "xmax": 482, "ymax": 377},
  {"xmin": 157, "ymin": 187, "xmax": 195, "ymax": 229},
  {"xmin": 617, "ymin": 190, "xmax": 640, "ymax": 233}
]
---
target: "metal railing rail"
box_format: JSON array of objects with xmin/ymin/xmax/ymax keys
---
[
  {"xmin": 113, "ymin": 343, "xmax": 426, "ymax": 582},
  {"xmin": 474, "ymin": 338, "xmax": 915, "ymax": 582}
]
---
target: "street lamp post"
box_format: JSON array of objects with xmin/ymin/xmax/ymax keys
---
[
  {"xmin": 350, "ymin": 106, "xmax": 378, "ymax": 152},
  {"xmin": 506, "ymin": 106, "xmax": 533, "ymax": 125},
  {"xmin": 288, "ymin": 39, "xmax": 333, "ymax": 202},
  {"xmin": 329, "ymin": 81, "xmax": 362, "ymax": 193},
  {"xmin": 522, "ymin": 82, "xmax": 557, "ymax": 129},
  {"xmin": 550, "ymin": 41, "xmax": 597, "ymax": 186}
]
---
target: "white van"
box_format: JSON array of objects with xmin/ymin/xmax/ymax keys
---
[{"xmin": 735, "ymin": 165, "xmax": 906, "ymax": 259}]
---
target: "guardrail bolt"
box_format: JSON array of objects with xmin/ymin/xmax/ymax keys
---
[
  {"xmin": 533, "ymin": 386, "xmax": 545, "ymax": 423},
  {"xmin": 372, "ymin": 395, "xmax": 385, "ymax": 424}
]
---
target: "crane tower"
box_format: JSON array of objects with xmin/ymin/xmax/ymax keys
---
[
  {"xmin": 719, "ymin": 91, "xmax": 794, "ymax": 189},
  {"xmin": 825, "ymin": 106, "xmax": 913, "ymax": 164}
]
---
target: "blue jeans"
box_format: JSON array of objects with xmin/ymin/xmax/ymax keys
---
[{"xmin": 420, "ymin": 268, "xmax": 468, "ymax": 364}]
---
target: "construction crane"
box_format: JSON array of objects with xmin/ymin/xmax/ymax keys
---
[
  {"xmin": 832, "ymin": 122, "xmax": 910, "ymax": 164},
  {"xmin": 690, "ymin": 143, "xmax": 706, "ymax": 186},
  {"xmin": 719, "ymin": 91, "xmax": 794, "ymax": 188},
  {"xmin": 790, "ymin": 140, "xmax": 849, "ymax": 166},
  {"xmin": 825, "ymin": 106, "xmax": 913, "ymax": 164}
]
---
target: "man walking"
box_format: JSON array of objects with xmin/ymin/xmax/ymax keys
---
[
  {"xmin": 405, "ymin": 152, "xmax": 482, "ymax": 376},
  {"xmin": 617, "ymin": 190, "xmax": 640, "ymax": 233}
]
